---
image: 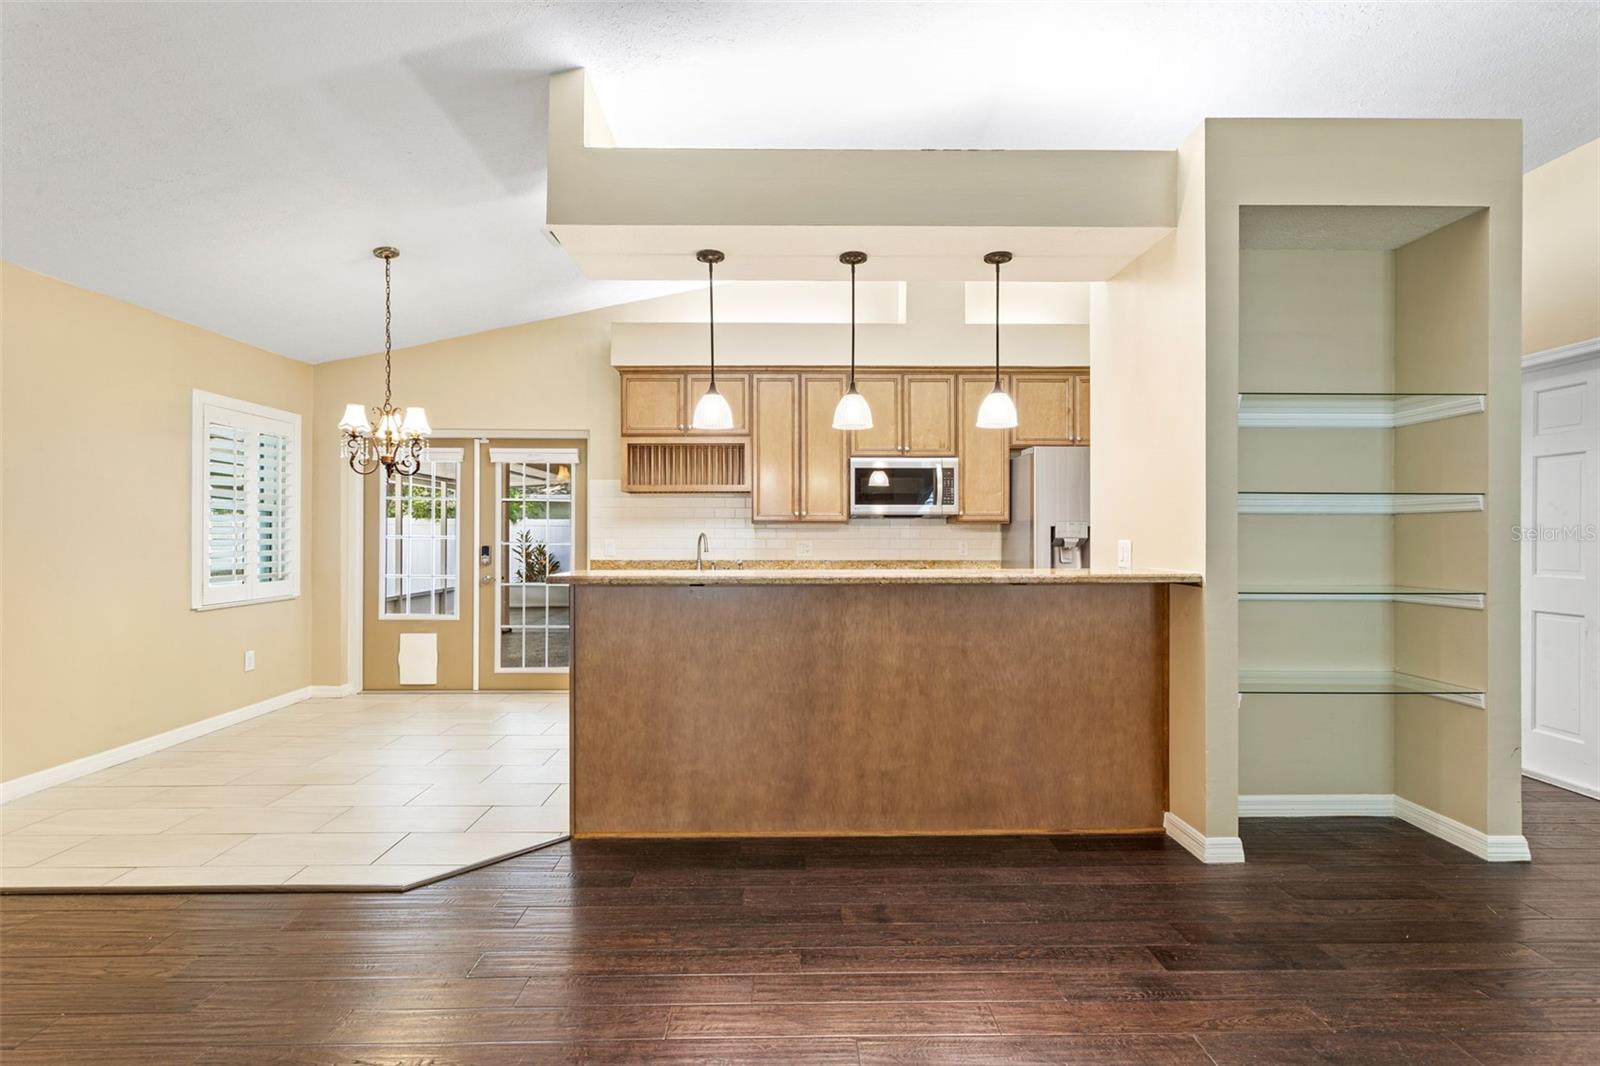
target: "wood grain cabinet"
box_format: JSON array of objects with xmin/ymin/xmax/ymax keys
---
[
  {"xmin": 956, "ymin": 373, "xmax": 1012, "ymax": 522},
  {"xmin": 848, "ymin": 372, "xmax": 956, "ymax": 456},
  {"xmin": 751, "ymin": 372, "xmax": 849, "ymax": 523},
  {"xmin": 622, "ymin": 371, "xmax": 750, "ymax": 436},
  {"xmin": 620, "ymin": 372, "xmax": 689, "ymax": 435},
  {"xmin": 1011, "ymin": 370, "xmax": 1090, "ymax": 446},
  {"xmin": 751, "ymin": 373, "xmax": 801, "ymax": 521}
]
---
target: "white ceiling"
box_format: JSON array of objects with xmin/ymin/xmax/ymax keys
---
[{"xmin": 3, "ymin": 1, "xmax": 1594, "ymax": 363}]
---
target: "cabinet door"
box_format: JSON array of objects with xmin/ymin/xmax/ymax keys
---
[
  {"xmin": 956, "ymin": 374, "xmax": 1011, "ymax": 522},
  {"xmin": 621, "ymin": 373, "xmax": 686, "ymax": 435},
  {"xmin": 685, "ymin": 372, "xmax": 750, "ymax": 434},
  {"xmin": 801, "ymin": 373, "xmax": 850, "ymax": 522},
  {"xmin": 848, "ymin": 374, "xmax": 903, "ymax": 456},
  {"xmin": 751, "ymin": 374, "xmax": 800, "ymax": 522},
  {"xmin": 903, "ymin": 373, "xmax": 957, "ymax": 455},
  {"xmin": 1010, "ymin": 372, "xmax": 1076, "ymax": 446},
  {"xmin": 1073, "ymin": 372, "xmax": 1091, "ymax": 445}
]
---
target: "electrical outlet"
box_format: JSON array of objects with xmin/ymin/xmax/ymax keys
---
[
  {"xmin": 603, "ymin": 539, "xmax": 616, "ymax": 558},
  {"xmin": 243, "ymin": 650, "xmax": 256, "ymax": 672},
  {"xmin": 797, "ymin": 541, "xmax": 813, "ymax": 558},
  {"xmin": 1117, "ymin": 540, "xmax": 1133, "ymax": 569},
  {"xmin": 958, "ymin": 540, "xmax": 968, "ymax": 557}
]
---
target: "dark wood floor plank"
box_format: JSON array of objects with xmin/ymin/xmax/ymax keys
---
[{"xmin": 2, "ymin": 777, "xmax": 1597, "ymax": 1062}]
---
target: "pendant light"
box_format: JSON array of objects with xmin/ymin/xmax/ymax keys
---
[
  {"xmin": 975, "ymin": 250, "xmax": 1019, "ymax": 429},
  {"xmin": 690, "ymin": 249, "xmax": 736, "ymax": 431},
  {"xmin": 338, "ymin": 247, "xmax": 432, "ymax": 477},
  {"xmin": 831, "ymin": 251, "xmax": 873, "ymax": 431}
]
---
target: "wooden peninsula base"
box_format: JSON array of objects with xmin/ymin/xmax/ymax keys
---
[{"xmin": 556, "ymin": 569, "xmax": 1200, "ymax": 837}]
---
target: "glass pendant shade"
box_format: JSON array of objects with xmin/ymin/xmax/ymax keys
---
[
  {"xmin": 831, "ymin": 386, "xmax": 873, "ymax": 431},
  {"xmin": 691, "ymin": 386, "xmax": 735, "ymax": 431},
  {"xmin": 976, "ymin": 385, "xmax": 1019, "ymax": 429},
  {"xmin": 867, "ymin": 468, "xmax": 891, "ymax": 489},
  {"xmin": 400, "ymin": 406, "xmax": 432, "ymax": 436},
  {"xmin": 338, "ymin": 403, "xmax": 372, "ymax": 435}
]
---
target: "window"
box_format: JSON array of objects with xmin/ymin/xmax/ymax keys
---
[
  {"xmin": 495, "ymin": 449, "xmax": 578, "ymax": 670},
  {"xmin": 192, "ymin": 391, "xmax": 301, "ymax": 608},
  {"xmin": 380, "ymin": 450, "xmax": 462, "ymax": 619}
]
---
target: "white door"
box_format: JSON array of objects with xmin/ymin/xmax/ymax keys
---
[{"xmin": 1522, "ymin": 358, "xmax": 1600, "ymax": 796}]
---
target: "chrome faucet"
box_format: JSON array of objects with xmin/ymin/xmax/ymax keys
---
[{"xmin": 695, "ymin": 532, "xmax": 710, "ymax": 572}]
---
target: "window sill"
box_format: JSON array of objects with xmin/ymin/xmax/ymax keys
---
[{"xmin": 192, "ymin": 592, "xmax": 300, "ymax": 612}]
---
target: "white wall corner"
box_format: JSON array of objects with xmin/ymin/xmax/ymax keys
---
[
  {"xmin": 0, "ymin": 686, "xmax": 313, "ymax": 804},
  {"xmin": 1163, "ymin": 811, "xmax": 1246, "ymax": 864}
]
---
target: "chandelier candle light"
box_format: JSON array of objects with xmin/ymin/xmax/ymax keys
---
[
  {"xmin": 831, "ymin": 250, "xmax": 873, "ymax": 431},
  {"xmin": 338, "ymin": 246, "xmax": 432, "ymax": 477},
  {"xmin": 690, "ymin": 248, "xmax": 736, "ymax": 431},
  {"xmin": 975, "ymin": 250, "xmax": 1020, "ymax": 429}
]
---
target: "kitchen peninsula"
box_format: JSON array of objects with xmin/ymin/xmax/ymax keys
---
[{"xmin": 554, "ymin": 567, "xmax": 1200, "ymax": 837}]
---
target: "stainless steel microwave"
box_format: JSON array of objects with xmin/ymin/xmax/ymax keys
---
[{"xmin": 849, "ymin": 457, "xmax": 959, "ymax": 518}]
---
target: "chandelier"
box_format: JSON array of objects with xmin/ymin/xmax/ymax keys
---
[{"xmin": 338, "ymin": 246, "xmax": 432, "ymax": 476}]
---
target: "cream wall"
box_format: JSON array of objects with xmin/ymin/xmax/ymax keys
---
[
  {"xmin": 0, "ymin": 263, "xmax": 315, "ymax": 783},
  {"xmin": 1523, "ymin": 139, "xmax": 1599, "ymax": 355}
]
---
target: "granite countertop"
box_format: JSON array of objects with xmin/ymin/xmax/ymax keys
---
[{"xmin": 551, "ymin": 567, "xmax": 1202, "ymax": 586}]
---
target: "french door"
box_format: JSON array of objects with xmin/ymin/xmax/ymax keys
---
[{"xmin": 362, "ymin": 437, "xmax": 586, "ymax": 691}]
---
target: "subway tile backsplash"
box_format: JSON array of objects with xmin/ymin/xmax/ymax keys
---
[{"xmin": 588, "ymin": 480, "xmax": 1003, "ymax": 562}]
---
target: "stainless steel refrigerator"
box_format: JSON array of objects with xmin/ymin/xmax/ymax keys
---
[{"xmin": 1003, "ymin": 447, "xmax": 1090, "ymax": 569}]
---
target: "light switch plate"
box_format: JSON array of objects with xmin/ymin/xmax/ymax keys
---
[
  {"xmin": 1117, "ymin": 540, "xmax": 1132, "ymax": 569},
  {"xmin": 243, "ymin": 650, "xmax": 256, "ymax": 672},
  {"xmin": 797, "ymin": 541, "xmax": 813, "ymax": 558}
]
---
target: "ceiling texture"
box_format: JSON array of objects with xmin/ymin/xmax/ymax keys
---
[{"xmin": 3, "ymin": 1, "xmax": 1595, "ymax": 363}]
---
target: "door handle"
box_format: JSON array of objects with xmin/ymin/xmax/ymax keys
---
[{"xmin": 481, "ymin": 575, "xmax": 494, "ymax": 585}]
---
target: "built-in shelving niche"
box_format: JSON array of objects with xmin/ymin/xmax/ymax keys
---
[
  {"xmin": 624, "ymin": 438, "xmax": 750, "ymax": 493},
  {"xmin": 1234, "ymin": 205, "xmax": 1492, "ymax": 802}
]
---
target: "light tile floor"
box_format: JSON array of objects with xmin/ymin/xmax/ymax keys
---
[{"xmin": 0, "ymin": 692, "xmax": 569, "ymax": 891}]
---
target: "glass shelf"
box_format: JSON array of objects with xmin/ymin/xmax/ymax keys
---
[
  {"xmin": 1237, "ymin": 392, "xmax": 1485, "ymax": 428},
  {"xmin": 1239, "ymin": 584, "xmax": 1484, "ymax": 609},
  {"xmin": 1239, "ymin": 669, "xmax": 1484, "ymax": 705}
]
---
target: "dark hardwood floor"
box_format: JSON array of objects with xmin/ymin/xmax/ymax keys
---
[{"xmin": 2, "ymin": 779, "xmax": 1598, "ymax": 1064}]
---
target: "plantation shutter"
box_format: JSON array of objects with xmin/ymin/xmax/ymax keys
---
[{"xmin": 194, "ymin": 393, "xmax": 301, "ymax": 608}]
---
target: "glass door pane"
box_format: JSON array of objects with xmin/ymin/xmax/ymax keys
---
[{"xmin": 498, "ymin": 460, "xmax": 576, "ymax": 671}]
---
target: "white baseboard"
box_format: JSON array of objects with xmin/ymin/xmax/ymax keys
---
[
  {"xmin": 308, "ymin": 684, "xmax": 357, "ymax": 698},
  {"xmin": 1163, "ymin": 811, "xmax": 1246, "ymax": 864},
  {"xmin": 0, "ymin": 686, "xmax": 314, "ymax": 804},
  {"xmin": 1238, "ymin": 792, "xmax": 1531, "ymax": 862},
  {"xmin": 1239, "ymin": 793, "xmax": 1396, "ymax": 817},
  {"xmin": 1522, "ymin": 768, "xmax": 1600, "ymax": 802}
]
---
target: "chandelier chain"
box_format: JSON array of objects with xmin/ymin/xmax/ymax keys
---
[{"xmin": 383, "ymin": 255, "xmax": 393, "ymax": 407}]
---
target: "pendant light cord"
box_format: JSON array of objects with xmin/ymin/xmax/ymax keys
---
[
  {"xmin": 706, "ymin": 256, "xmax": 716, "ymax": 389},
  {"xmin": 383, "ymin": 254, "xmax": 394, "ymax": 407},
  {"xmin": 849, "ymin": 258, "xmax": 857, "ymax": 389},
  {"xmin": 993, "ymin": 255, "xmax": 1002, "ymax": 389}
]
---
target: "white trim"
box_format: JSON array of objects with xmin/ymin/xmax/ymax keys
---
[
  {"xmin": 0, "ymin": 686, "xmax": 313, "ymax": 804},
  {"xmin": 1236, "ymin": 793, "xmax": 1530, "ymax": 862},
  {"xmin": 308, "ymin": 684, "xmax": 356, "ymax": 698},
  {"xmin": 1240, "ymin": 793, "xmax": 1396, "ymax": 817},
  {"xmin": 489, "ymin": 447, "xmax": 580, "ymax": 465},
  {"xmin": 1239, "ymin": 591, "xmax": 1484, "ymax": 610},
  {"xmin": 1521, "ymin": 336, "xmax": 1600, "ymax": 373},
  {"xmin": 1394, "ymin": 796, "xmax": 1531, "ymax": 862},
  {"xmin": 1523, "ymin": 768, "xmax": 1600, "ymax": 802},
  {"xmin": 435, "ymin": 428, "xmax": 589, "ymax": 440},
  {"xmin": 1238, "ymin": 493, "xmax": 1485, "ymax": 515},
  {"xmin": 472, "ymin": 438, "xmax": 483, "ymax": 693},
  {"xmin": 1237, "ymin": 393, "xmax": 1484, "ymax": 429},
  {"xmin": 421, "ymin": 447, "xmax": 464, "ymax": 463},
  {"xmin": 344, "ymin": 459, "xmax": 365, "ymax": 695},
  {"xmin": 1163, "ymin": 811, "xmax": 1246, "ymax": 864}
]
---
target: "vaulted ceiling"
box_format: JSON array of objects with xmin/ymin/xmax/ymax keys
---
[{"xmin": 3, "ymin": 1, "xmax": 1594, "ymax": 362}]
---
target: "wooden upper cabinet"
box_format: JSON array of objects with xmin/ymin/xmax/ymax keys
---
[
  {"xmin": 1011, "ymin": 372, "xmax": 1076, "ymax": 446},
  {"xmin": 751, "ymin": 374, "xmax": 800, "ymax": 521},
  {"xmin": 1073, "ymin": 372, "xmax": 1091, "ymax": 445},
  {"xmin": 621, "ymin": 373, "xmax": 687, "ymax": 435},
  {"xmin": 848, "ymin": 375, "xmax": 903, "ymax": 456},
  {"xmin": 685, "ymin": 372, "xmax": 750, "ymax": 434},
  {"xmin": 800, "ymin": 374, "xmax": 849, "ymax": 522},
  {"xmin": 956, "ymin": 374, "xmax": 1010, "ymax": 523},
  {"xmin": 903, "ymin": 374, "xmax": 957, "ymax": 455}
]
